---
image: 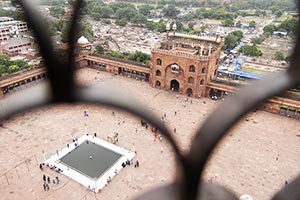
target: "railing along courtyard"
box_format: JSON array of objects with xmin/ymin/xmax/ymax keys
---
[{"xmin": 1, "ymin": 0, "xmax": 300, "ymax": 200}]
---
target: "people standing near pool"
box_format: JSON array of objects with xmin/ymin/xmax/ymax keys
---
[
  {"xmin": 134, "ymin": 160, "xmax": 139, "ymax": 168},
  {"xmin": 43, "ymin": 182, "xmax": 46, "ymax": 191},
  {"xmin": 46, "ymin": 183, "xmax": 50, "ymax": 191}
]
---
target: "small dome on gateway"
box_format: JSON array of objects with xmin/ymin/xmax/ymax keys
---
[{"xmin": 77, "ymin": 36, "xmax": 89, "ymax": 44}]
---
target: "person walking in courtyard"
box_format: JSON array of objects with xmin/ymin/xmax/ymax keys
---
[
  {"xmin": 56, "ymin": 176, "xmax": 60, "ymax": 184},
  {"xmin": 46, "ymin": 183, "xmax": 50, "ymax": 191},
  {"xmin": 43, "ymin": 174, "xmax": 46, "ymax": 182},
  {"xmin": 135, "ymin": 160, "xmax": 139, "ymax": 168},
  {"xmin": 43, "ymin": 182, "xmax": 47, "ymax": 191},
  {"xmin": 39, "ymin": 163, "xmax": 43, "ymax": 171},
  {"xmin": 83, "ymin": 110, "xmax": 88, "ymax": 117},
  {"xmin": 174, "ymin": 128, "xmax": 176, "ymax": 133},
  {"xmin": 47, "ymin": 176, "xmax": 50, "ymax": 184}
]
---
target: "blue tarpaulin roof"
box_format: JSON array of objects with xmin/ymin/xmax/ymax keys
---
[{"xmin": 218, "ymin": 69, "xmax": 264, "ymax": 80}]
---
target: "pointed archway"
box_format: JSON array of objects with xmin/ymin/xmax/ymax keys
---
[
  {"xmin": 170, "ymin": 79, "xmax": 180, "ymax": 91},
  {"xmin": 155, "ymin": 80, "xmax": 161, "ymax": 88},
  {"xmin": 187, "ymin": 88, "xmax": 193, "ymax": 97}
]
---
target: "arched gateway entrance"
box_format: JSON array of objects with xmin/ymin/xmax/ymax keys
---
[
  {"xmin": 187, "ymin": 88, "xmax": 193, "ymax": 96},
  {"xmin": 170, "ymin": 79, "xmax": 180, "ymax": 91}
]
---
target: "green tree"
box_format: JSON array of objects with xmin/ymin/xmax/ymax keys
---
[
  {"xmin": 8, "ymin": 65, "xmax": 19, "ymax": 73},
  {"xmin": 236, "ymin": 20, "xmax": 242, "ymax": 28},
  {"xmin": 188, "ymin": 22, "xmax": 195, "ymax": 30},
  {"xmin": 249, "ymin": 21, "xmax": 256, "ymax": 28},
  {"xmin": 138, "ymin": 5, "xmax": 152, "ymax": 16},
  {"xmin": 221, "ymin": 18, "xmax": 234, "ymax": 27},
  {"xmin": 115, "ymin": 7, "xmax": 137, "ymax": 21},
  {"xmin": 49, "ymin": 5, "xmax": 65, "ymax": 18},
  {"xmin": 231, "ymin": 30, "xmax": 243, "ymax": 40},
  {"xmin": 223, "ymin": 30, "xmax": 244, "ymax": 50},
  {"xmin": 145, "ymin": 21, "xmax": 156, "ymax": 30},
  {"xmin": 61, "ymin": 21, "xmax": 94, "ymax": 42},
  {"xmin": 239, "ymin": 45, "xmax": 263, "ymax": 57},
  {"xmin": 95, "ymin": 45, "xmax": 104, "ymax": 54},
  {"xmin": 251, "ymin": 36, "xmax": 265, "ymax": 45},
  {"xmin": 275, "ymin": 10, "xmax": 282, "ymax": 18},
  {"xmin": 0, "ymin": 55, "xmax": 31, "ymax": 75},
  {"xmin": 278, "ymin": 17, "xmax": 298, "ymax": 35},
  {"xmin": 131, "ymin": 14, "xmax": 147, "ymax": 25},
  {"xmin": 116, "ymin": 19, "xmax": 127, "ymax": 27},
  {"xmin": 128, "ymin": 51, "xmax": 150, "ymax": 64},
  {"xmin": 99, "ymin": 7, "xmax": 114, "ymax": 18},
  {"xmin": 0, "ymin": 64, "xmax": 7, "ymax": 76},
  {"xmin": 163, "ymin": 5, "xmax": 179, "ymax": 18},
  {"xmin": 263, "ymin": 24, "xmax": 277, "ymax": 36},
  {"xmin": 49, "ymin": 18, "xmax": 63, "ymax": 35},
  {"xmin": 157, "ymin": 20, "xmax": 166, "ymax": 32},
  {"xmin": 106, "ymin": 51, "xmax": 124, "ymax": 58},
  {"xmin": 274, "ymin": 51, "xmax": 285, "ymax": 61},
  {"xmin": 224, "ymin": 34, "xmax": 239, "ymax": 50},
  {"xmin": 102, "ymin": 19, "xmax": 111, "ymax": 24},
  {"xmin": 10, "ymin": 59, "xmax": 30, "ymax": 70},
  {"xmin": 0, "ymin": 54, "xmax": 10, "ymax": 66}
]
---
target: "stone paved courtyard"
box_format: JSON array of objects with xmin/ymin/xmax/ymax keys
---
[{"xmin": 0, "ymin": 68, "xmax": 299, "ymax": 200}]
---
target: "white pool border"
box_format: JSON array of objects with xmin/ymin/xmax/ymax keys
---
[{"xmin": 44, "ymin": 134, "xmax": 135, "ymax": 192}]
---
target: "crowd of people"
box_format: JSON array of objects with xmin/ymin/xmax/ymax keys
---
[{"xmin": 42, "ymin": 174, "xmax": 60, "ymax": 191}]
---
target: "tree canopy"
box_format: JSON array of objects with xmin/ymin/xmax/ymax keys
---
[
  {"xmin": 223, "ymin": 30, "xmax": 244, "ymax": 50},
  {"xmin": 0, "ymin": 55, "xmax": 32, "ymax": 76},
  {"xmin": 61, "ymin": 21, "xmax": 94, "ymax": 42},
  {"xmin": 263, "ymin": 17, "xmax": 298, "ymax": 36},
  {"xmin": 239, "ymin": 45, "xmax": 263, "ymax": 57},
  {"xmin": 162, "ymin": 5, "xmax": 179, "ymax": 18}
]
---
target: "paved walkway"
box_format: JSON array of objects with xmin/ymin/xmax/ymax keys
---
[{"xmin": 0, "ymin": 68, "xmax": 299, "ymax": 200}]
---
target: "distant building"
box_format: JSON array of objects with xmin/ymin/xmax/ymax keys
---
[
  {"xmin": 2, "ymin": 38, "xmax": 32, "ymax": 55},
  {"xmin": 150, "ymin": 26, "xmax": 223, "ymax": 97},
  {"xmin": 0, "ymin": 17, "xmax": 14, "ymax": 23},
  {"xmin": 0, "ymin": 19, "xmax": 28, "ymax": 34},
  {"xmin": 0, "ymin": 26, "xmax": 11, "ymax": 42}
]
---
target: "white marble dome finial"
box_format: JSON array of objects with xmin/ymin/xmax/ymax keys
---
[
  {"xmin": 77, "ymin": 36, "xmax": 89, "ymax": 44},
  {"xmin": 166, "ymin": 22, "xmax": 170, "ymax": 31},
  {"xmin": 172, "ymin": 22, "xmax": 177, "ymax": 31},
  {"xmin": 239, "ymin": 194, "xmax": 253, "ymax": 200}
]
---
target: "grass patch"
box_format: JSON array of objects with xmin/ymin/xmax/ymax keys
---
[{"xmin": 242, "ymin": 67, "xmax": 270, "ymax": 75}]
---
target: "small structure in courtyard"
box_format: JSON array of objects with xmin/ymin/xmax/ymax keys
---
[{"xmin": 44, "ymin": 134, "xmax": 135, "ymax": 192}]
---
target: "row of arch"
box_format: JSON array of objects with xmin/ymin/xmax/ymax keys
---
[
  {"xmin": 1, "ymin": 73, "xmax": 47, "ymax": 95},
  {"xmin": 156, "ymin": 71, "xmax": 204, "ymax": 85},
  {"xmin": 156, "ymin": 68, "xmax": 205, "ymax": 77},
  {"xmin": 156, "ymin": 59, "xmax": 206, "ymax": 73},
  {"xmin": 155, "ymin": 80, "xmax": 195, "ymax": 96}
]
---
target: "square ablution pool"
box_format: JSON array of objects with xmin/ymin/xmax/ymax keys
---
[{"xmin": 45, "ymin": 134, "xmax": 135, "ymax": 192}]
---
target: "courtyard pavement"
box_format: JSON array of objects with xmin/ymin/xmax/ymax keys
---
[{"xmin": 0, "ymin": 68, "xmax": 299, "ymax": 200}]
